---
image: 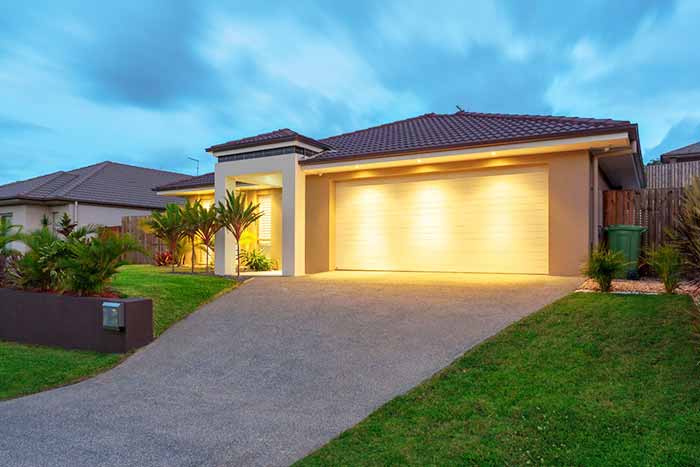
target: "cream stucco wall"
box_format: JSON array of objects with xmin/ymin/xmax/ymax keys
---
[{"xmin": 305, "ymin": 150, "xmax": 592, "ymax": 276}]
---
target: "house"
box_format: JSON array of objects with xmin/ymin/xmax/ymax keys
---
[
  {"xmin": 660, "ymin": 141, "xmax": 700, "ymax": 163},
  {"xmin": 645, "ymin": 141, "xmax": 700, "ymax": 188},
  {"xmin": 0, "ymin": 161, "xmax": 188, "ymax": 248},
  {"xmin": 156, "ymin": 111, "xmax": 644, "ymax": 277}
]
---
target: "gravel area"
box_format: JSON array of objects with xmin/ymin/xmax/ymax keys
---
[{"xmin": 578, "ymin": 278, "xmax": 700, "ymax": 301}]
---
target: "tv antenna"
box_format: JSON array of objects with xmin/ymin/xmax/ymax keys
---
[
  {"xmin": 456, "ymin": 104, "xmax": 465, "ymax": 112},
  {"xmin": 187, "ymin": 157, "xmax": 200, "ymax": 176}
]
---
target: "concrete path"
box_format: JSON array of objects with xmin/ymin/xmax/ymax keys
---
[{"xmin": 0, "ymin": 272, "xmax": 580, "ymax": 467}]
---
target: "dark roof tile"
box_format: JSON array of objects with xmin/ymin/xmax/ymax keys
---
[{"xmin": 0, "ymin": 161, "xmax": 190, "ymax": 209}]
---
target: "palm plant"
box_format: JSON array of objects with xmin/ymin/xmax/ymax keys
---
[
  {"xmin": 12, "ymin": 228, "xmax": 66, "ymax": 291},
  {"xmin": 216, "ymin": 190, "xmax": 263, "ymax": 278},
  {"xmin": 56, "ymin": 212, "xmax": 77, "ymax": 237},
  {"xmin": 0, "ymin": 217, "xmax": 22, "ymax": 255},
  {"xmin": 0, "ymin": 217, "xmax": 22, "ymax": 286},
  {"xmin": 60, "ymin": 232, "xmax": 141, "ymax": 296},
  {"xmin": 142, "ymin": 204, "xmax": 186, "ymax": 273},
  {"xmin": 181, "ymin": 200, "xmax": 202, "ymax": 274},
  {"xmin": 194, "ymin": 203, "xmax": 220, "ymax": 273}
]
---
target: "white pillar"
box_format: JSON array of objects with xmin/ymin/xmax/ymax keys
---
[
  {"xmin": 281, "ymin": 157, "xmax": 306, "ymax": 276},
  {"xmin": 215, "ymin": 172, "xmax": 236, "ymax": 276}
]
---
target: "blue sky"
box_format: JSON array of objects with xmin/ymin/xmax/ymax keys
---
[{"xmin": 1, "ymin": 0, "xmax": 699, "ymax": 184}]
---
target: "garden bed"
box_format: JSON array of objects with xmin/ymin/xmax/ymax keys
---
[
  {"xmin": 578, "ymin": 278, "xmax": 699, "ymax": 300},
  {"xmin": 0, "ymin": 287, "xmax": 153, "ymax": 353}
]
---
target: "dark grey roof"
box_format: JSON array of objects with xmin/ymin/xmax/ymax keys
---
[
  {"xmin": 660, "ymin": 141, "xmax": 700, "ymax": 162},
  {"xmin": 155, "ymin": 172, "xmax": 214, "ymax": 192},
  {"xmin": 0, "ymin": 161, "xmax": 190, "ymax": 209}
]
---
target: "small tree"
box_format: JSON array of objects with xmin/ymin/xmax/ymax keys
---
[
  {"xmin": 194, "ymin": 203, "xmax": 220, "ymax": 273},
  {"xmin": 181, "ymin": 200, "xmax": 201, "ymax": 274},
  {"xmin": 216, "ymin": 190, "xmax": 263, "ymax": 278},
  {"xmin": 142, "ymin": 204, "xmax": 186, "ymax": 273},
  {"xmin": 56, "ymin": 213, "xmax": 78, "ymax": 237}
]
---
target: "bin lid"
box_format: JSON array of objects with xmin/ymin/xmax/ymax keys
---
[{"xmin": 605, "ymin": 224, "xmax": 648, "ymax": 232}]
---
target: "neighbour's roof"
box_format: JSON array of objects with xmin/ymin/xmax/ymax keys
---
[
  {"xmin": 308, "ymin": 111, "xmax": 638, "ymax": 163},
  {"xmin": 0, "ymin": 161, "xmax": 189, "ymax": 209},
  {"xmin": 660, "ymin": 141, "xmax": 700, "ymax": 162},
  {"xmin": 206, "ymin": 128, "xmax": 332, "ymax": 153},
  {"xmin": 155, "ymin": 172, "xmax": 214, "ymax": 192}
]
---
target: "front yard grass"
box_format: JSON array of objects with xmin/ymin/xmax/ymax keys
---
[
  {"xmin": 298, "ymin": 293, "xmax": 700, "ymax": 466},
  {"xmin": 1, "ymin": 264, "xmax": 236, "ymax": 400},
  {"xmin": 110, "ymin": 265, "xmax": 237, "ymax": 336}
]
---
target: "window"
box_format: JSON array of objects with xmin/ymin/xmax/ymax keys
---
[
  {"xmin": 258, "ymin": 195, "xmax": 272, "ymax": 244},
  {"xmin": 0, "ymin": 212, "xmax": 11, "ymax": 221}
]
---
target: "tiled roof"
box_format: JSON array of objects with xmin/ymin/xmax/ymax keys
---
[
  {"xmin": 155, "ymin": 172, "xmax": 214, "ymax": 192},
  {"xmin": 0, "ymin": 161, "xmax": 189, "ymax": 209},
  {"xmin": 308, "ymin": 111, "xmax": 637, "ymax": 163},
  {"xmin": 206, "ymin": 128, "xmax": 331, "ymax": 153},
  {"xmin": 661, "ymin": 141, "xmax": 700, "ymax": 160}
]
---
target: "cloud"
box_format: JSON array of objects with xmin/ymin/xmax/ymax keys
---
[
  {"xmin": 544, "ymin": 0, "xmax": 700, "ymax": 158},
  {"xmin": 198, "ymin": 12, "xmax": 424, "ymax": 137},
  {"xmin": 376, "ymin": 0, "xmax": 531, "ymax": 61},
  {"xmin": 0, "ymin": 116, "xmax": 50, "ymax": 135}
]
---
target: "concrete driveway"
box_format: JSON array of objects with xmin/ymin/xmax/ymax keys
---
[{"xmin": 0, "ymin": 271, "xmax": 580, "ymax": 467}]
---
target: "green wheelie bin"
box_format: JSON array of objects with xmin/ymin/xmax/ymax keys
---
[{"xmin": 605, "ymin": 224, "xmax": 647, "ymax": 279}]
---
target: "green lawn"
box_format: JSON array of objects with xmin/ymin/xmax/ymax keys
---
[
  {"xmin": 0, "ymin": 265, "xmax": 236, "ymax": 400},
  {"xmin": 110, "ymin": 265, "xmax": 237, "ymax": 336},
  {"xmin": 298, "ymin": 293, "xmax": 700, "ymax": 466}
]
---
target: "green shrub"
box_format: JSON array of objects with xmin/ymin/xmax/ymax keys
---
[
  {"xmin": 59, "ymin": 232, "xmax": 141, "ymax": 296},
  {"xmin": 671, "ymin": 177, "xmax": 700, "ymax": 281},
  {"xmin": 646, "ymin": 245, "xmax": 682, "ymax": 293},
  {"xmin": 11, "ymin": 228, "xmax": 67, "ymax": 291},
  {"xmin": 240, "ymin": 248, "xmax": 274, "ymax": 271},
  {"xmin": 582, "ymin": 246, "xmax": 627, "ymax": 292}
]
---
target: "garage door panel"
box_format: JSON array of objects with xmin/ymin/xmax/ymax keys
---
[{"xmin": 335, "ymin": 167, "xmax": 549, "ymax": 274}]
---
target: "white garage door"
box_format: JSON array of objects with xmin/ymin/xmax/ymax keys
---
[{"xmin": 335, "ymin": 166, "xmax": 549, "ymax": 274}]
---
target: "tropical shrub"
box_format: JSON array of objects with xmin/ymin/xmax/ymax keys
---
[
  {"xmin": 671, "ymin": 177, "xmax": 700, "ymax": 282},
  {"xmin": 154, "ymin": 251, "xmax": 175, "ymax": 267},
  {"xmin": 11, "ymin": 228, "xmax": 67, "ymax": 291},
  {"xmin": 194, "ymin": 203, "xmax": 220, "ymax": 273},
  {"xmin": 646, "ymin": 244, "xmax": 682, "ymax": 293},
  {"xmin": 142, "ymin": 204, "xmax": 186, "ymax": 273},
  {"xmin": 217, "ymin": 190, "xmax": 263, "ymax": 278},
  {"xmin": 241, "ymin": 249, "xmax": 274, "ymax": 271},
  {"xmin": 56, "ymin": 212, "xmax": 77, "ymax": 237},
  {"xmin": 0, "ymin": 217, "xmax": 22, "ymax": 286},
  {"xmin": 582, "ymin": 245, "xmax": 627, "ymax": 292},
  {"xmin": 181, "ymin": 200, "xmax": 201, "ymax": 274},
  {"xmin": 59, "ymin": 231, "xmax": 141, "ymax": 296}
]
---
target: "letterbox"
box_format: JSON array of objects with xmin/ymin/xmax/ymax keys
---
[{"xmin": 102, "ymin": 302, "xmax": 125, "ymax": 331}]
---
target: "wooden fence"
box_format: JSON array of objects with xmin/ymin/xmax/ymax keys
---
[
  {"xmin": 120, "ymin": 216, "xmax": 166, "ymax": 264},
  {"xmin": 645, "ymin": 161, "xmax": 700, "ymax": 188},
  {"xmin": 603, "ymin": 188, "xmax": 683, "ymax": 249}
]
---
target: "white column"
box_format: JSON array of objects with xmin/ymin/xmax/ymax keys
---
[
  {"xmin": 214, "ymin": 171, "xmax": 236, "ymax": 276},
  {"xmin": 281, "ymin": 156, "xmax": 306, "ymax": 276}
]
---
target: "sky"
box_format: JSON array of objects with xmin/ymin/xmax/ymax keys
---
[{"xmin": 1, "ymin": 0, "xmax": 699, "ymax": 184}]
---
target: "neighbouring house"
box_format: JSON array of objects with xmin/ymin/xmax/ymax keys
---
[
  {"xmin": 645, "ymin": 141, "xmax": 700, "ymax": 188},
  {"xmin": 156, "ymin": 111, "xmax": 644, "ymax": 277},
  {"xmin": 1, "ymin": 161, "xmax": 188, "ymax": 251},
  {"xmin": 660, "ymin": 141, "xmax": 700, "ymax": 164}
]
